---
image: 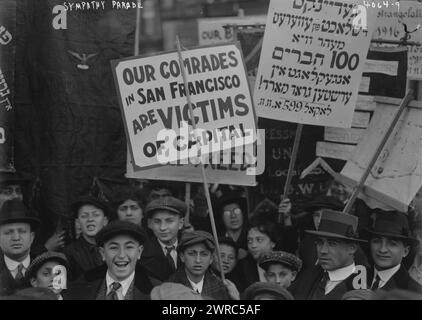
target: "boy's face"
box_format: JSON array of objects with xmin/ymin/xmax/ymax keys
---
[
  {"xmin": 370, "ymin": 236, "xmax": 409, "ymax": 270},
  {"xmin": 247, "ymin": 227, "xmax": 275, "ymax": 261},
  {"xmin": 0, "ymin": 222, "xmax": 34, "ymax": 261},
  {"xmin": 77, "ymin": 204, "xmax": 108, "ymax": 238},
  {"xmin": 181, "ymin": 243, "xmax": 213, "ymax": 279},
  {"xmin": 212, "ymin": 244, "xmax": 237, "ymax": 274},
  {"xmin": 264, "ymin": 263, "xmax": 297, "ymax": 288},
  {"xmin": 117, "ymin": 199, "xmax": 143, "ymax": 226},
  {"xmin": 100, "ymin": 235, "xmax": 143, "ymax": 282},
  {"xmin": 148, "ymin": 210, "xmax": 184, "ymax": 245},
  {"xmin": 30, "ymin": 261, "xmax": 66, "ymax": 294}
]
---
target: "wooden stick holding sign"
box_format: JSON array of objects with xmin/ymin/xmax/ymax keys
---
[
  {"xmin": 342, "ymin": 90, "xmax": 414, "ymax": 214},
  {"xmin": 185, "ymin": 182, "xmax": 191, "ymax": 227},
  {"xmin": 279, "ymin": 123, "xmax": 303, "ymax": 225},
  {"xmin": 175, "ymin": 36, "xmax": 225, "ymax": 282},
  {"xmin": 134, "ymin": 0, "xmax": 141, "ymax": 56}
]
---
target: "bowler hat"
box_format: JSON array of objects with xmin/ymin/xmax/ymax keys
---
[
  {"xmin": 0, "ymin": 199, "xmax": 40, "ymax": 229},
  {"xmin": 259, "ymin": 251, "xmax": 302, "ymax": 273},
  {"xmin": 178, "ymin": 230, "xmax": 215, "ymax": 252},
  {"xmin": 71, "ymin": 196, "xmax": 112, "ymax": 219},
  {"xmin": 96, "ymin": 220, "xmax": 146, "ymax": 247},
  {"xmin": 26, "ymin": 252, "xmax": 69, "ymax": 281},
  {"xmin": 144, "ymin": 196, "xmax": 186, "ymax": 218},
  {"xmin": 365, "ymin": 211, "xmax": 419, "ymax": 247},
  {"xmin": 0, "ymin": 172, "xmax": 32, "ymax": 186},
  {"xmin": 242, "ymin": 282, "xmax": 294, "ymax": 300},
  {"xmin": 305, "ymin": 209, "xmax": 366, "ymax": 243}
]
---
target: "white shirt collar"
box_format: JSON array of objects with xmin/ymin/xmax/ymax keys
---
[
  {"xmin": 105, "ymin": 271, "xmax": 135, "ymax": 299},
  {"xmin": 187, "ymin": 275, "xmax": 204, "ymax": 294},
  {"xmin": 4, "ymin": 254, "xmax": 31, "ymax": 272},
  {"xmin": 257, "ymin": 263, "xmax": 267, "ymax": 282},
  {"xmin": 327, "ymin": 263, "xmax": 356, "ymax": 282},
  {"xmin": 375, "ymin": 264, "xmax": 401, "ymax": 283}
]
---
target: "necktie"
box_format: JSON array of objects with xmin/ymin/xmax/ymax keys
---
[
  {"xmin": 311, "ymin": 272, "xmax": 329, "ymax": 300},
  {"xmin": 166, "ymin": 246, "xmax": 176, "ymax": 272},
  {"xmin": 371, "ymin": 274, "xmax": 381, "ymax": 290},
  {"xmin": 106, "ymin": 282, "xmax": 122, "ymax": 300},
  {"xmin": 15, "ymin": 264, "xmax": 24, "ymax": 284}
]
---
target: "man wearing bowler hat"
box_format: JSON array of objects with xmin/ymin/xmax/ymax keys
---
[
  {"xmin": 366, "ymin": 211, "xmax": 422, "ymax": 293},
  {"xmin": 64, "ymin": 196, "xmax": 111, "ymax": 280},
  {"xmin": 0, "ymin": 199, "xmax": 40, "ymax": 296},
  {"xmin": 65, "ymin": 220, "xmax": 152, "ymax": 300},
  {"xmin": 140, "ymin": 196, "xmax": 186, "ymax": 284},
  {"xmin": 290, "ymin": 209, "xmax": 367, "ymax": 300}
]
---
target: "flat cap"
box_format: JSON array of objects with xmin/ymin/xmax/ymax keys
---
[
  {"xmin": 26, "ymin": 252, "xmax": 69, "ymax": 280},
  {"xmin": 95, "ymin": 220, "xmax": 146, "ymax": 247},
  {"xmin": 178, "ymin": 230, "xmax": 215, "ymax": 252},
  {"xmin": 242, "ymin": 282, "xmax": 294, "ymax": 300},
  {"xmin": 259, "ymin": 251, "xmax": 303, "ymax": 273},
  {"xmin": 71, "ymin": 196, "xmax": 112, "ymax": 219},
  {"xmin": 145, "ymin": 196, "xmax": 187, "ymax": 218},
  {"xmin": 150, "ymin": 283, "xmax": 203, "ymax": 300}
]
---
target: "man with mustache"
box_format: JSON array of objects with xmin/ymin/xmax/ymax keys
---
[
  {"xmin": 0, "ymin": 199, "xmax": 40, "ymax": 296},
  {"xmin": 65, "ymin": 220, "xmax": 151, "ymax": 300},
  {"xmin": 64, "ymin": 196, "xmax": 110, "ymax": 280},
  {"xmin": 366, "ymin": 210, "xmax": 422, "ymax": 294},
  {"xmin": 290, "ymin": 209, "xmax": 367, "ymax": 300}
]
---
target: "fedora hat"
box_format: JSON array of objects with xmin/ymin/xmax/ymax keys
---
[
  {"xmin": 0, "ymin": 199, "xmax": 40, "ymax": 229},
  {"xmin": 0, "ymin": 172, "xmax": 32, "ymax": 186},
  {"xmin": 365, "ymin": 211, "xmax": 419, "ymax": 247},
  {"xmin": 305, "ymin": 209, "xmax": 366, "ymax": 243}
]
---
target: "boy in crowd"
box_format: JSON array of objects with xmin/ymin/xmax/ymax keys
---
[
  {"xmin": 64, "ymin": 196, "xmax": 110, "ymax": 280},
  {"xmin": 259, "ymin": 251, "xmax": 302, "ymax": 289}
]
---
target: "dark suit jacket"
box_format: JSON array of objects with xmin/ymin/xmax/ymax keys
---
[
  {"xmin": 168, "ymin": 268, "xmax": 231, "ymax": 300},
  {"xmin": 235, "ymin": 254, "xmax": 259, "ymax": 293},
  {"xmin": 290, "ymin": 265, "xmax": 361, "ymax": 300},
  {"xmin": 368, "ymin": 264, "xmax": 422, "ymax": 294},
  {"xmin": 140, "ymin": 236, "xmax": 181, "ymax": 283},
  {"xmin": 0, "ymin": 254, "xmax": 32, "ymax": 296}
]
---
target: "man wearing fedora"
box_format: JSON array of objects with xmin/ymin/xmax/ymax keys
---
[
  {"xmin": 366, "ymin": 211, "xmax": 422, "ymax": 293},
  {"xmin": 65, "ymin": 220, "xmax": 152, "ymax": 300},
  {"xmin": 0, "ymin": 199, "xmax": 40, "ymax": 296},
  {"xmin": 140, "ymin": 196, "xmax": 186, "ymax": 284},
  {"xmin": 290, "ymin": 209, "xmax": 367, "ymax": 300},
  {"xmin": 64, "ymin": 196, "xmax": 111, "ymax": 281}
]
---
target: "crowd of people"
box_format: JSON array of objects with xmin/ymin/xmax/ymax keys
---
[{"xmin": 1, "ymin": 171, "xmax": 422, "ymax": 300}]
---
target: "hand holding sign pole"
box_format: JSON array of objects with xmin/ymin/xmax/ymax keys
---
[{"xmin": 175, "ymin": 36, "xmax": 225, "ymax": 282}]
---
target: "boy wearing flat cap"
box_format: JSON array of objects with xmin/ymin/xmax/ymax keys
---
[
  {"xmin": 26, "ymin": 251, "xmax": 69, "ymax": 300},
  {"xmin": 0, "ymin": 199, "xmax": 40, "ymax": 296},
  {"xmin": 168, "ymin": 230, "xmax": 232, "ymax": 300},
  {"xmin": 259, "ymin": 251, "xmax": 302, "ymax": 289},
  {"xmin": 366, "ymin": 211, "xmax": 422, "ymax": 293},
  {"xmin": 66, "ymin": 220, "xmax": 152, "ymax": 300},
  {"xmin": 64, "ymin": 196, "xmax": 110, "ymax": 280},
  {"xmin": 290, "ymin": 209, "xmax": 367, "ymax": 300},
  {"xmin": 141, "ymin": 196, "xmax": 186, "ymax": 283}
]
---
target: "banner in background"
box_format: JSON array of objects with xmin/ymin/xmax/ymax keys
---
[
  {"xmin": 254, "ymin": 0, "xmax": 377, "ymax": 128},
  {"xmin": 0, "ymin": 0, "xmax": 16, "ymax": 172}
]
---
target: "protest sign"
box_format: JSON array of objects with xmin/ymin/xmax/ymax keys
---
[
  {"xmin": 198, "ymin": 16, "xmax": 266, "ymax": 46},
  {"xmin": 112, "ymin": 43, "xmax": 257, "ymax": 171},
  {"xmin": 254, "ymin": 0, "xmax": 377, "ymax": 128},
  {"xmin": 371, "ymin": 0, "xmax": 422, "ymax": 80},
  {"xmin": 340, "ymin": 98, "xmax": 422, "ymax": 212},
  {"xmin": 0, "ymin": 0, "xmax": 16, "ymax": 172}
]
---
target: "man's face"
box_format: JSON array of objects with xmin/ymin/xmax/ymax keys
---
[
  {"xmin": 370, "ymin": 236, "xmax": 409, "ymax": 270},
  {"xmin": 30, "ymin": 261, "xmax": 66, "ymax": 295},
  {"xmin": 99, "ymin": 235, "xmax": 143, "ymax": 282},
  {"xmin": 148, "ymin": 210, "xmax": 183, "ymax": 245},
  {"xmin": 247, "ymin": 227, "xmax": 275, "ymax": 261},
  {"xmin": 117, "ymin": 199, "xmax": 143, "ymax": 226},
  {"xmin": 264, "ymin": 263, "xmax": 297, "ymax": 288},
  {"xmin": 0, "ymin": 184, "xmax": 23, "ymax": 207},
  {"xmin": 0, "ymin": 222, "xmax": 34, "ymax": 261},
  {"xmin": 77, "ymin": 204, "xmax": 108, "ymax": 238},
  {"xmin": 212, "ymin": 244, "xmax": 237, "ymax": 274},
  {"xmin": 222, "ymin": 203, "xmax": 243, "ymax": 232},
  {"xmin": 148, "ymin": 188, "xmax": 172, "ymax": 202},
  {"xmin": 181, "ymin": 243, "xmax": 213, "ymax": 279},
  {"xmin": 315, "ymin": 237, "xmax": 356, "ymax": 271}
]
